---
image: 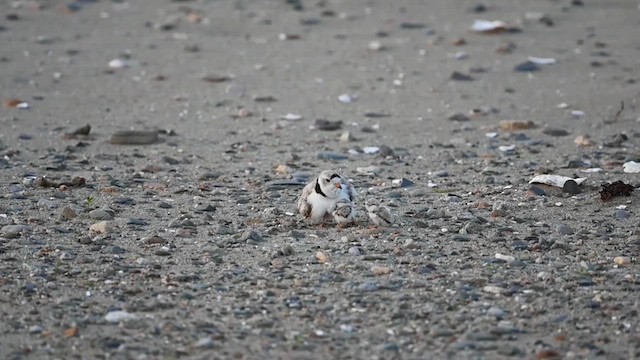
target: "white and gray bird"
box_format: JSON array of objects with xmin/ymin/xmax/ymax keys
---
[
  {"xmin": 365, "ymin": 198, "xmax": 394, "ymax": 227},
  {"xmin": 298, "ymin": 170, "xmax": 356, "ymax": 224}
]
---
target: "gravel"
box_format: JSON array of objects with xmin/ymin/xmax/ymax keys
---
[{"xmin": 0, "ymin": 0, "xmax": 639, "ymax": 359}]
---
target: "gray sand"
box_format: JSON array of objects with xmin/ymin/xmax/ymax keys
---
[{"xmin": 1, "ymin": 0, "xmax": 640, "ymax": 358}]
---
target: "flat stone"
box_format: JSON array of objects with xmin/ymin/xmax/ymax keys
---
[{"xmin": 1, "ymin": 224, "xmax": 31, "ymax": 238}]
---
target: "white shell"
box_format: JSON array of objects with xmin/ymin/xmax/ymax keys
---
[{"xmin": 529, "ymin": 174, "xmax": 586, "ymax": 188}]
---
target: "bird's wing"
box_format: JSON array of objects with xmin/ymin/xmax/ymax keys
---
[
  {"xmin": 297, "ymin": 179, "xmax": 316, "ymax": 218},
  {"xmin": 345, "ymin": 181, "xmax": 357, "ymax": 203},
  {"xmin": 378, "ymin": 206, "xmax": 394, "ymax": 224}
]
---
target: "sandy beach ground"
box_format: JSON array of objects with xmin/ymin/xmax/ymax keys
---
[{"xmin": 1, "ymin": 0, "xmax": 640, "ymax": 359}]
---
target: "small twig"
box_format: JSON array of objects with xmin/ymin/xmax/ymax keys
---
[{"xmin": 605, "ymin": 101, "xmax": 624, "ymax": 124}]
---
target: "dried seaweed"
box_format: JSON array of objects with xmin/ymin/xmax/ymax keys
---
[{"xmin": 600, "ymin": 180, "xmax": 635, "ymax": 202}]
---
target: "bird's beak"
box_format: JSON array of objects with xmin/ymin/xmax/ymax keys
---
[{"xmin": 335, "ymin": 183, "xmax": 342, "ymax": 189}]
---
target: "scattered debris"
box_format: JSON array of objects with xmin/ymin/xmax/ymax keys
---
[
  {"xmin": 450, "ymin": 71, "xmax": 474, "ymax": 81},
  {"xmin": 499, "ymin": 120, "xmax": 536, "ymax": 131},
  {"xmin": 527, "ymin": 56, "xmax": 556, "ymax": 65},
  {"xmin": 471, "ymin": 20, "xmax": 520, "ymax": 34},
  {"xmin": 281, "ymin": 113, "xmax": 303, "ymax": 121},
  {"xmin": 514, "ymin": 61, "xmax": 541, "ymax": 72},
  {"xmin": 574, "ymin": 135, "xmax": 593, "ymax": 147},
  {"xmin": 202, "ymin": 74, "xmax": 230, "ymax": 83},
  {"xmin": 3, "ymin": 99, "xmax": 29, "ymax": 109},
  {"xmin": 392, "ymin": 178, "xmax": 414, "ymax": 188},
  {"xmin": 529, "ymin": 175, "xmax": 586, "ymax": 195},
  {"xmin": 314, "ymin": 119, "xmax": 343, "ymax": 131},
  {"xmin": 600, "ymin": 181, "xmax": 635, "ymax": 202},
  {"xmin": 338, "ymin": 94, "xmax": 354, "ymax": 104},
  {"xmin": 110, "ymin": 130, "xmax": 159, "ymax": 145}
]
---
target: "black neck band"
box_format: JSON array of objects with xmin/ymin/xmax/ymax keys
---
[{"xmin": 315, "ymin": 180, "xmax": 326, "ymax": 197}]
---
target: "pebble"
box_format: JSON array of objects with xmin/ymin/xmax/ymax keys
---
[
  {"xmin": 60, "ymin": 206, "xmax": 78, "ymax": 220},
  {"xmin": 555, "ymin": 224, "xmax": 574, "ymax": 235},
  {"xmin": 514, "ymin": 61, "xmax": 541, "ymax": 72},
  {"xmin": 614, "ymin": 209, "xmax": 630, "ymax": 220},
  {"xmin": 194, "ymin": 204, "xmax": 216, "ymax": 212},
  {"xmin": 193, "ymin": 337, "xmax": 215, "ymax": 349},
  {"xmin": 495, "ymin": 253, "xmax": 515, "ymax": 263},
  {"xmin": 487, "ymin": 307, "xmax": 506, "ymax": 318},
  {"xmin": 89, "ymin": 208, "xmax": 114, "ymax": 221},
  {"xmin": 371, "ymin": 266, "xmax": 392, "ymax": 275},
  {"xmin": 109, "ymin": 130, "xmax": 159, "ymax": 145},
  {"xmin": 614, "ymin": 256, "xmax": 631, "ymax": 266},
  {"xmin": 314, "ymin": 119, "xmax": 343, "ymax": 131},
  {"xmin": 317, "ymin": 151, "xmax": 348, "ymax": 161},
  {"xmin": 89, "ymin": 221, "xmax": 112, "ymax": 234},
  {"xmin": 240, "ymin": 230, "xmax": 262, "ymax": 243},
  {"xmin": 1, "ymin": 224, "xmax": 31, "ymax": 238},
  {"xmin": 623, "ymin": 161, "xmax": 640, "ymax": 174},
  {"xmin": 348, "ymin": 247, "xmax": 363, "ymax": 256},
  {"xmin": 316, "ymin": 251, "xmax": 330, "ymax": 264},
  {"xmin": 29, "ymin": 325, "xmax": 44, "ymax": 334},
  {"xmin": 337, "ymin": 94, "xmax": 353, "ymax": 103},
  {"xmin": 392, "ymin": 178, "xmax": 414, "ymax": 188},
  {"xmin": 105, "ymin": 310, "xmax": 138, "ymax": 323},
  {"xmin": 483, "ymin": 285, "xmax": 505, "ymax": 295},
  {"xmin": 542, "ymin": 128, "xmax": 570, "ymax": 137}
]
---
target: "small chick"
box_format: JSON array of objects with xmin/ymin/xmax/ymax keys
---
[
  {"xmin": 365, "ymin": 198, "xmax": 394, "ymax": 227},
  {"xmin": 332, "ymin": 198, "xmax": 356, "ymax": 226}
]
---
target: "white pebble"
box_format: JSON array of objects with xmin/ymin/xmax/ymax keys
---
[
  {"xmin": 105, "ymin": 310, "xmax": 138, "ymax": 323},
  {"xmin": 338, "ymin": 94, "xmax": 353, "ymax": 104}
]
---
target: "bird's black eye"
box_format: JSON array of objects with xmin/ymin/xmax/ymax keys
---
[{"xmin": 323, "ymin": 178, "xmax": 329, "ymax": 183}]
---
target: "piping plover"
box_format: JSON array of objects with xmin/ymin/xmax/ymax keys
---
[
  {"xmin": 365, "ymin": 198, "xmax": 394, "ymax": 227},
  {"xmin": 298, "ymin": 170, "xmax": 356, "ymax": 224}
]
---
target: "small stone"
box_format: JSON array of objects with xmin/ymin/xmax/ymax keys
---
[
  {"xmin": 562, "ymin": 180, "xmax": 580, "ymax": 195},
  {"xmin": 614, "ymin": 209, "xmax": 630, "ymax": 220},
  {"xmin": 448, "ymin": 113, "xmax": 471, "ymax": 122},
  {"xmin": 109, "ymin": 130, "xmax": 159, "ymax": 145},
  {"xmin": 495, "ymin": 253, "xmax": 515, "ymax": 263},
  {"xmin": 29, "ymin": 325, "xmax": 44, "ymax": 334},
  {"xmin": 450, "ymin": 71, "xmax": 473, "ymax": 81},
  {"xmin": 623, "ymin": 161, "xmax": 640, "ymax": 174},
  {"xmin": 392, "ymin": 178, "xmax": 414, "ymax": 188},
  {"xmin": 348, "ymin": 247, "xmax": 363, "ymax": 256},
  {"xmin": 1, "ymin": 224, "xmax": 31, "ymax": 238},
  {"xmin": 105, "ymin": 310, "xmax": 138, "ymax": 323},
  {"xmin": 314, "ymin": 119, "xmax": 343, "ymax": 131},
  {"xmin": 555, "ymin": 224, "xmax": 574, "ymax": 235},
  {"xmin": 339, "ymin": 131, "xmax": 355, "ymax": 144},
  {"xmin": 573, "ymin": 135, "xmax": 593, "ymax": 147},
  {"xmin": 514, "ymin": 61, "xmax": 541, "ymax": 72},
  {"xmin": 271, "ymin": 258, "xmax": 287, "ymax": 269},
  {"xmin": 193, "ymin": 337, "xmax": 215, "ymax": 349},
  {"xmin": 337, "ymin": 94, "xmax": 353, "ymax": 104},
  {"xmin": 194, "ymin": 204, "xmax": 216, "ymax": 212},
  {"xmin": 316, "ymin": 251, "xmax": 330, "ymax": 264},
  {"xmin": 89, "ymin": 209, "xmax": 114, "ymax": 221},
  {"xmin": 487, "ymin": 307, "xmax": 506, "ymax": 318},
  {"xmin": 371, "ymin": 266, "xmax": 391, "ymax": 275},
  {"xmin": 483, "ymin": 285, "xmax": 505, "ymax": 295},
  {"xmin": 240, "ymin": 230, "xmax": 262, "ymax": 243},
  {"xmin": 614, "ymin": 256, "xmax": 631, "ymax": 266},
  {"xmin": 368, "ymin": 40, "xmax": 384, "ymax": 51},
  {"xmin": 89, "ymin": 221, "xmax": 112, "ymax": 234},
  {"xmin": 60, "ymin": 206, "xmax": 78, "ymax": 220},
  {"xmin": 317, "ymin": 151, "xmax": 348, "ymax": 161},
  {"xmin": 275, "ymin": 164, "xmax": 291, "ymax": 175},
  {"xmin": 499, "ymin": 120, "xmax": 535, "ymax": 131},
  {"xmin": 543, "ymin": 128, "xmax": 570, "ymax": 137}
]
